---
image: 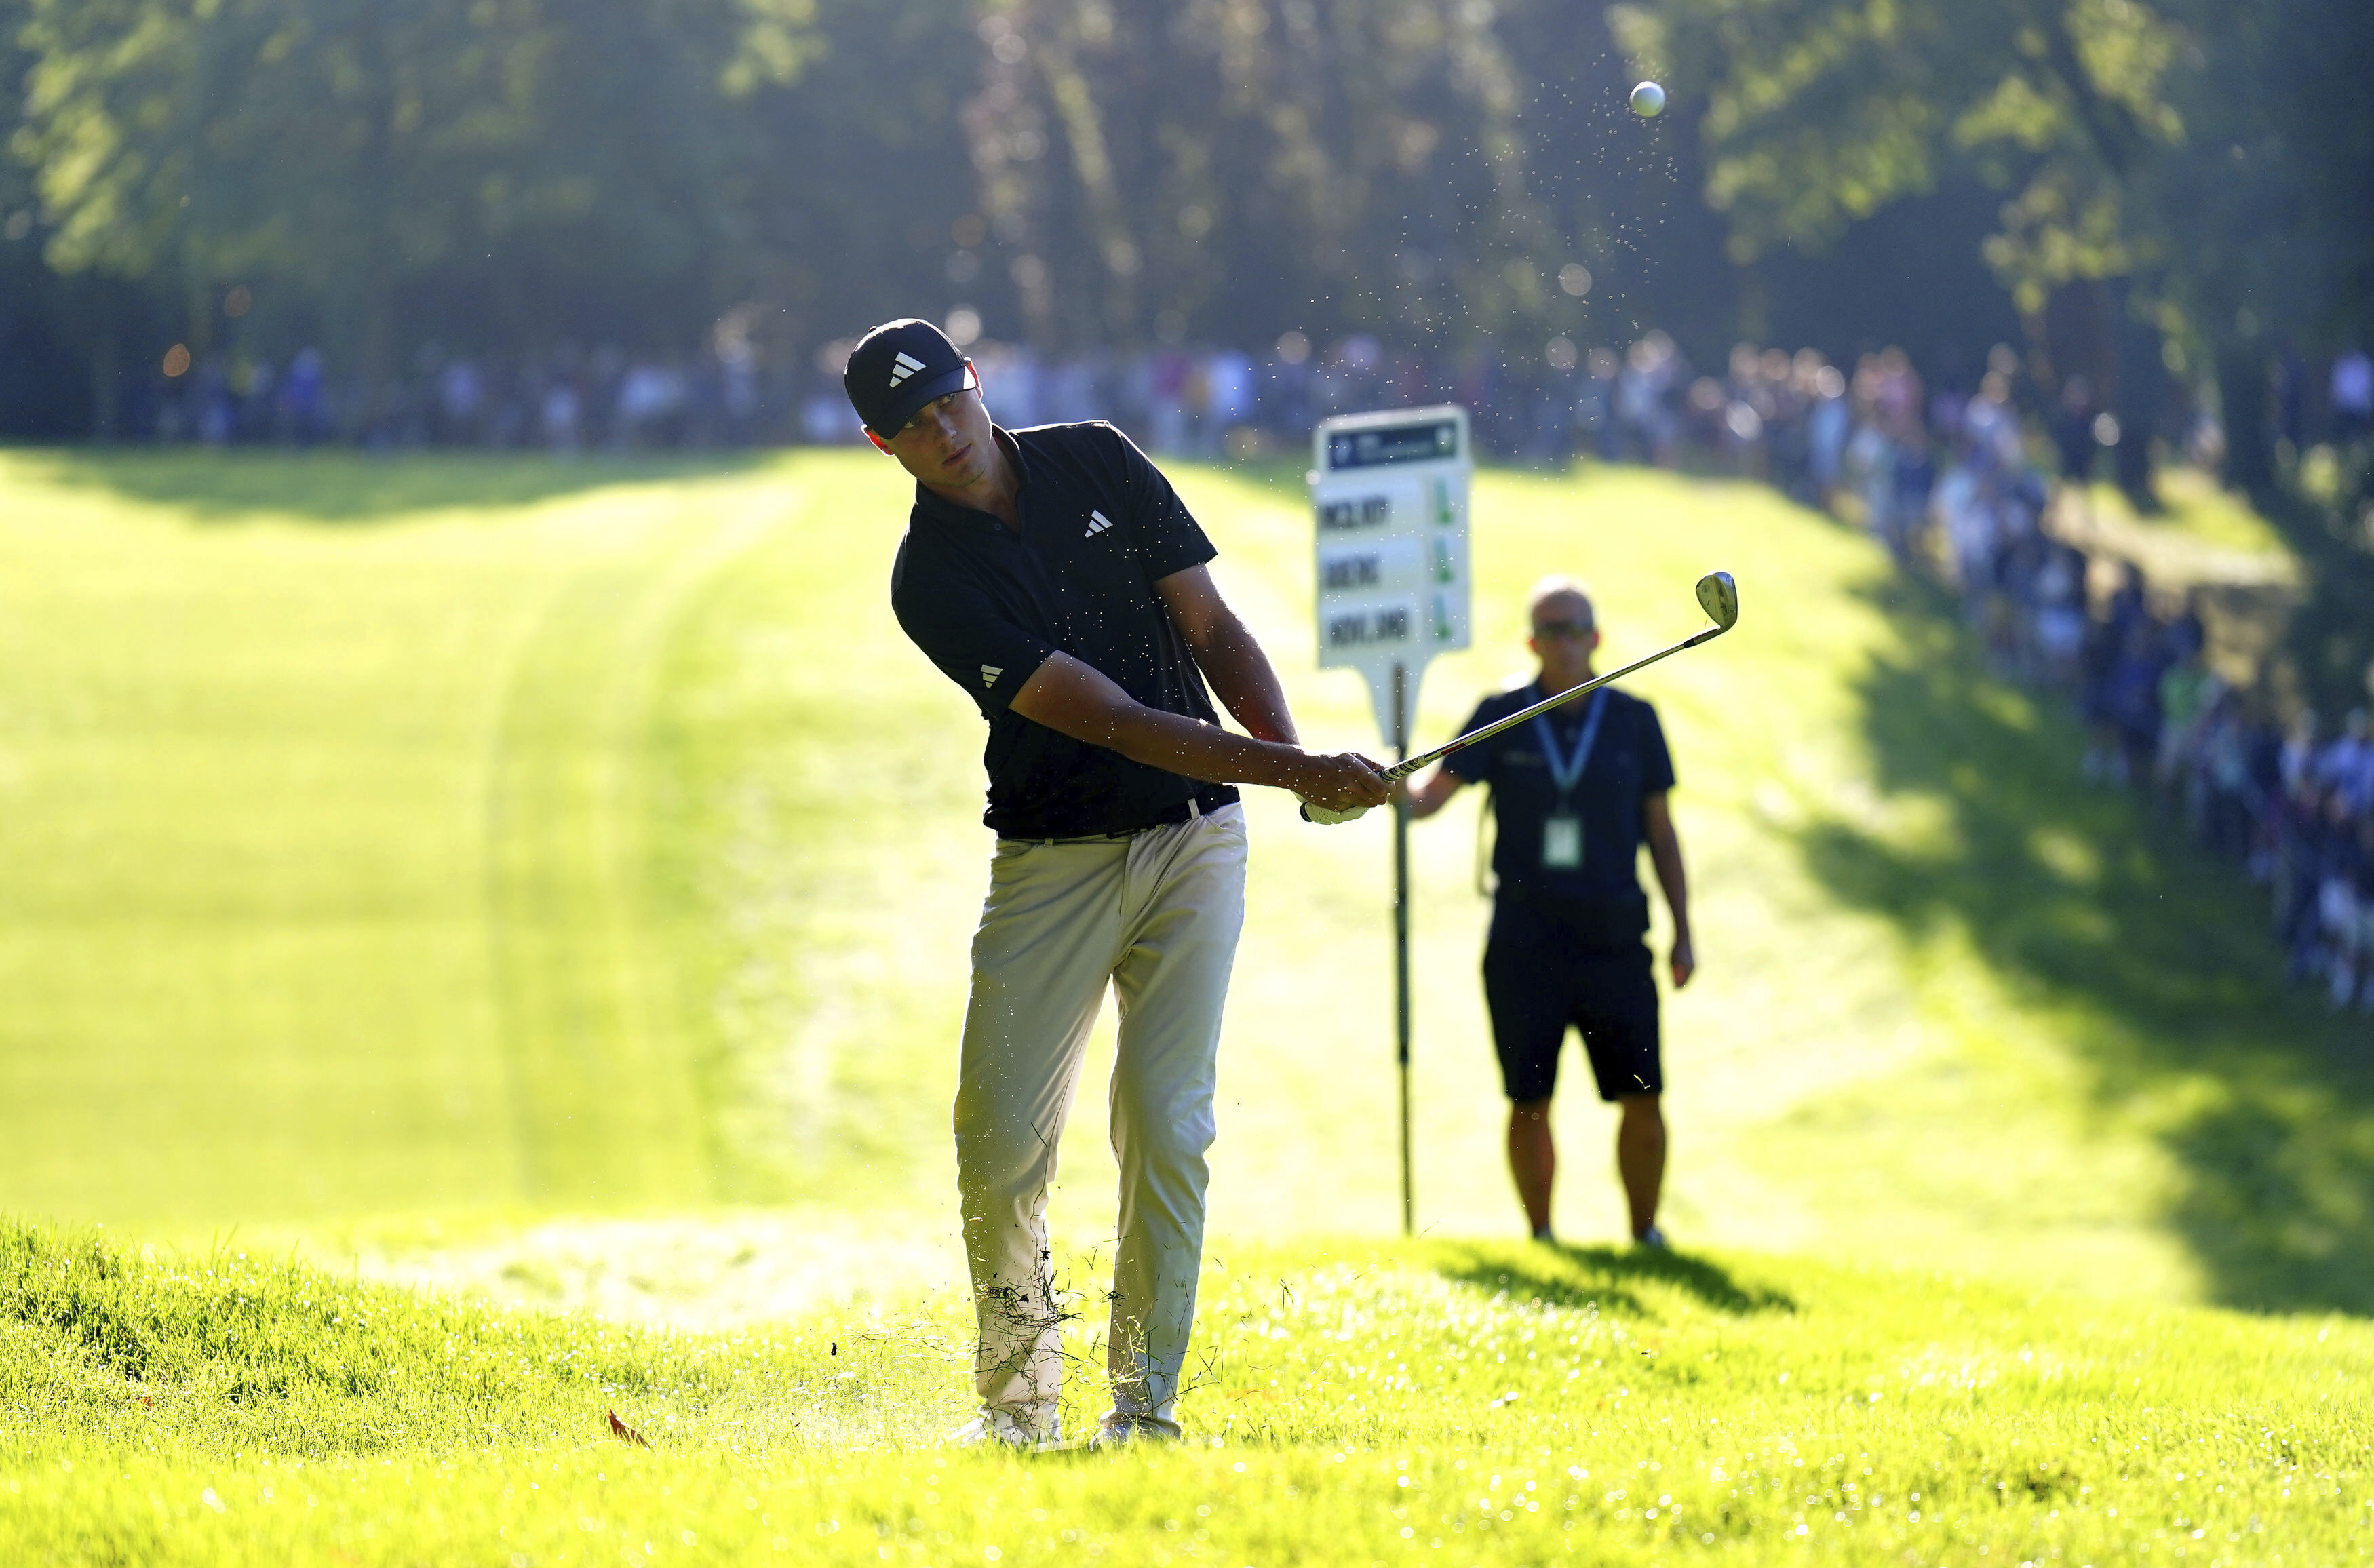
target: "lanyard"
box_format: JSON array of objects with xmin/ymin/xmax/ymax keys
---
[{"xmin": 1530, "ymin": 687, "xmax": 1607, "ymax": 807}]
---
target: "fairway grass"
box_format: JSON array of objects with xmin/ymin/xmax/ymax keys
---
[
  {"xmin": 1, "ymin": 447, "xmax": 2370, "ymax": 1314},
  {"xmin": 3, "ymin": 1221, "xmax": 2368, "ymax": 1565}
]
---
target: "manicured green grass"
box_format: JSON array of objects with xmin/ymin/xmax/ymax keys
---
[
  {"xmin": 0, "ymin": 450, "xmax": 756, "ymax": 1219},
  {"xmin": 1, "ymin": 447, "xmax": 2367, "ymax": 1311},
  {"xmin": 3, "ymin": 1221, "xmax": 2368, "ymax": 1565},
  {"xmin": 1, "ymin": 450, "xmax": 2369, "ymax": 1561}
]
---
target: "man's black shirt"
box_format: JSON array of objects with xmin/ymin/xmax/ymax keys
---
[
  {"xmin": 1445, "ymin": 683, "xmax": 1675, "ymax": 920},
  {"xmin": 890, "ymin": 421, "xmax": 1240, "ymax": 839}
]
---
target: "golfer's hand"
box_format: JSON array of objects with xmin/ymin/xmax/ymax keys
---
[
  {"xmin": 1669, "ymin": 930, "xmax": 1696, "ymax": 990},
  {"xmin": 1296, "ymin": 751, "xmax": 1390, "ymax": 817}
]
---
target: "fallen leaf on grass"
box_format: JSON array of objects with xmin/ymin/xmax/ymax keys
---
[{"xmin": 608, "ymin": 1409, "xmax": 651, "ymax": 1449}]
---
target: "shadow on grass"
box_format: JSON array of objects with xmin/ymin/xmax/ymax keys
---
[
  {"xmin": 1799, "ymin": 570, "xmax": 2374, "ymax": 1314},
  {"xmin": 1431, "ymin": 1241, "xmax": 1796, "ymax": 1320},
  {"xmin": 5, "ymin": 446, "xmax": 773, "ymax": 522}
]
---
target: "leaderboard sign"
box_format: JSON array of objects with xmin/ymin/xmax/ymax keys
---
[{"xmin": 1310, "ymin": 405, "xmax": 1471, "ymax": 747}]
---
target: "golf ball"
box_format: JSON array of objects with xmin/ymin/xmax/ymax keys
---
[{"xmin": 1630, "ymin": 80, "xmax": 1665, "ymax": 119}]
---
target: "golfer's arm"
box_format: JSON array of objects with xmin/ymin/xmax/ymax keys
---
[
  {"xmin": 1404, "ymin": 765, "xmax": 1466, "ymax": 820},
  {"xmin": 1642, "ymin": 791, "xmax": 1690, "ymax": 936},
  {"xmin": 1008, "ymin": 651, "xmax": 1325, "ymax": 793},
  {"xmin": 1153, "ymin": 565, "xmax": 1298, "ymax": 744}
]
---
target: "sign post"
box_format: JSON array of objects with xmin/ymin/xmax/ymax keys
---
[{"xmin": 1309, "ymin": 406, "xmax": 1471, "ymax": 1235}]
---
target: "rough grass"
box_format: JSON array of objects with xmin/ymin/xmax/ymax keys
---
[{"xmin": 2, "ymin": 1221, "xmax": 2368, "ymax": 1565}]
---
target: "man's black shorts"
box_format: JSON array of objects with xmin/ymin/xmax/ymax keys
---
[{"xmin": 1481, "ymin": 895, "xmax": 1661, "ymax": 1104}]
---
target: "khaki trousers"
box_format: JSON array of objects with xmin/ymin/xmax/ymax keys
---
[{"xmin": 954, "ymin": 802, "xmax": 1247, "ymax": 1440}]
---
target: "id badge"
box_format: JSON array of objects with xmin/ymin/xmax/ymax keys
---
[{"xmin": 1542, "ymin": 814, "xmax": 1583, "ymax": 869}]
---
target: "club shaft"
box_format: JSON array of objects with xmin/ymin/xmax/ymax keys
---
[{"xmin": 1380, "ymin": 624, "xmax": 1724, "ymax": 782}]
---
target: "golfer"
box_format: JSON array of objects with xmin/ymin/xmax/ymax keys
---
[
  {"xmin": 845, "ymin": 319, "xmax": 1386, "ymax": 1449},
  {"xmin": 1404, "ymin": 578, "xmax": 1693, "ymax": 1247}
]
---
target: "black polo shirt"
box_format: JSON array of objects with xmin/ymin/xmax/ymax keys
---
[
  {"xmin": 890, "ymin": 420, "xmax": 1241, "ymax": 839},
  {"xmin": 1445, "ymin": 682, "xmax": 1675, "ymax": 912}
]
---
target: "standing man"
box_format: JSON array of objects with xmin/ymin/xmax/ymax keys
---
[
  {"xmin": 1403, "ymin": 577, "xmax": 1693, "ymax": 1247},
  {"xmin": 845, "ymin": 320, "xmax": 1386, "ymax": 1449}
]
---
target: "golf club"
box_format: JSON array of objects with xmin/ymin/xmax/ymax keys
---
[{"xmin": 1302, "ymin": 570, "xmax": 1739, "ymax": 822}]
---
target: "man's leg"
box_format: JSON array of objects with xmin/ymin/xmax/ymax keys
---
[
  {"xmin": 1507, "ymin": 1099, "xmax": 1557, "ymax": 1238},
  {"xmin": 954, "ymin": 839, "xmax": 1128, "ymax": 1441},
  {"xmin": 1103, "ymin": 806, "xmax": 1247, "ymax": 1438},
  {"xmin": 1616, "ymin": 1093, "xmax": 1666, "ymax": 1240},
  {"xmin": 1480, "ymin": 898, "xmax": 1570, "ymax": 1241},
  {"xmin": 1574, "ymin": 944, "xmax": 1665, "ymax": 1242}
]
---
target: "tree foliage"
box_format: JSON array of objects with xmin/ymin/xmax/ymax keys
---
[
  {"xmin": 1612, "ymin": 0, "xmax": 2188, "ymax": 311},
  {"xmin": 0, "ymin": 0, "xmax": 2361, "ymax": 420},
  {"xmin": 960, "ymin": 0, "xmax": 1578, "ymax": 349},
  {"xmin": 12, "ymin": 0, "xmax": 816, "ymax": 368},
  {"xmin": 1, "ymin": 0, "xmax": 1696, "ymax": 369},
  {"xmin": 1622, "ymin": 0, "xmax": 2371, "ymax": 366},
  {"xmin": 1622, "ymin": 0, "xmax": 2373, "ymax": 707}
]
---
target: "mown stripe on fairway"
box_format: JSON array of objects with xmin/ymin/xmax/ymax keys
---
[
  {"xmin": 0, "ymin": 469, "xmax": 563, "ymax": 1219},
  {"xmin": 483, "ymin": 492, "xmax": 786, "ymax": 1206},
  {"xmin": 6, "ymin": 451, "xmax": 2365, "ymax": 1313},
  {"xmin": 0, "ymin": 455, "xmax": 798, "ymax": 1221}
]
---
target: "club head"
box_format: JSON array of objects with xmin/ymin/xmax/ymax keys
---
[{"xmin": 1695, "ymin": 570, "xmax": 1739, "ymax": 631}]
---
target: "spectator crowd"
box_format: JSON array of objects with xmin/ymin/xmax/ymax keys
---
[
  {"xmin": 109, "ymin": 316, "xmax": 2374, "ymax": 1011},
  {"xmin": 133, "ymin": 337, "xmax": 781, "ymax": 453},
  {"xmin": 1753, "ymin": 338, "xmax": 2374, "ymax": 1018}
]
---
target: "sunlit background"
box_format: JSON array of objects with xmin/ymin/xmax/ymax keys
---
[{"xmin": 1, "ymin": 0, "xmax": 2371, "ymax": 1324}]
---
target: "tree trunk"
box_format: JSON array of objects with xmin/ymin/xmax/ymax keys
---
[
  {"xmin": 86, "ymin": 289, "xmax": 120, "ymax": 442},
  {"xmin": 2217, "ymin": 344, "xmax": 2274, "ymax": 495},
  {"xmin": 2112, "ymin": 293, "xmax": 2160, "ymax": 510},
  {"xmin": 347, "ymin": 275, "xmax": 395, "ymax": 442},
  {"xmin": 2042, "ymin": 280, "xmax": 2117, "ymax": 403}
]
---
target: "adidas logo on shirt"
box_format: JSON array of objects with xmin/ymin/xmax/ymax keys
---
[
  {"xmin": 1084, "ymin": 509, "xmax": 1115, "ymax": 538},
  {"xmin": 980, "ymin": 663, "xmax": 1003, "ymax": 690},
  {"xmin": 889, "ymin": 351, "xmax": 927, "ymax": 388}
]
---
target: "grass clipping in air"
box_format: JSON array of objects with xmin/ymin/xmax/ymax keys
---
[{"xmin": 1, "ymin": 1222, "xmax": 2365, "ymax": 1564}]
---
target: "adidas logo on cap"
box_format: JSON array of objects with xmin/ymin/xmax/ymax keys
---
[{"xmin": 843, "ymin": 319, "xmax": 967, "ymax": 438}]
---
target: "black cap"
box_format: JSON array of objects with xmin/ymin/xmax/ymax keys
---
[{"xmin": 843, "ymin": 319, "xmax": 976, "ymax": 435}]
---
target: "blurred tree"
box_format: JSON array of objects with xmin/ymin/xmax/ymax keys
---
[
  {"xmin": 726, "ymin": 0, "xmax": 986, "ymax": 355},
  {"xmin": 1613, "ymin": 0, "xmax": 2190, "ymax": 497},
  {"xmin": 1613, "ymin": 0, "xmax": 2179, "ymax": 280},
  {"xmin": 2144, "ymin": 0, "xmax": 2373, "ymax": 491},
  {"xmin": 1494, "ymin": 0, "xmax": 1731, "ymax": 353},
  {"xmin": 0, "ymin": 1, "xmax": 28, "ymax": 228},
  {"xmin": 960, "ymin": 0, "xmax": 1578, "ymax": 352},
  {"xmin": 0, "ymin": 0, "xmax": 153, "ymax": 438},
  {"xmin": 2156, "ymin": 0, "xmax": 2374, "ymax": 716},
  {"xmin": 3, "ymin": 0, "xmax": 2358, "ymax": 458},
  {"xmin": 13, "ymin": 0, "xmax": 818, "ymax": 397},
  {"xmin": 1624, "ymin": 0, "xmax": 2374, "ymax": 709}
]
